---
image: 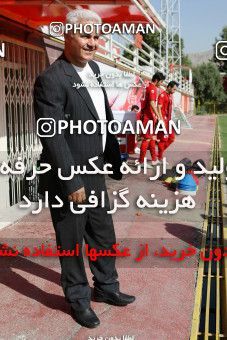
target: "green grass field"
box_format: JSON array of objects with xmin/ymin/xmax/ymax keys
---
[{"xmin": 218, "ymin": 115, "xmax": 227, "ymax": 162}]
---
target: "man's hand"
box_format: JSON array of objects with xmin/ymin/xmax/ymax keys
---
[{"xmin": 68, "ymin": 187, "xmax": 86, "ymax": 203}]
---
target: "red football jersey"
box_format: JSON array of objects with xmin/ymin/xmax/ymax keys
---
[
  {"xmin": 141, "ymin": 82, "xmax": 158, "ymax": 120},
  {"xmin": 158, "ymin": 91, "xmax": 173, "ymax": 121}
]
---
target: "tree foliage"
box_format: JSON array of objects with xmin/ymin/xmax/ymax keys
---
[
  {"xmin": 142, "ymin": 30, "xmax": 160, "ymax": 55},
  {"xmin": 193, "ymin": 62, "xmax": 226, "ymax": 107}
]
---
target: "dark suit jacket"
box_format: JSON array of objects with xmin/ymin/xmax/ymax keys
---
[{"xmin": 33, "ymin": 54, "xmax": 122, "ymax": 198}]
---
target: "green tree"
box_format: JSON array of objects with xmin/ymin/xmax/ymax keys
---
[
  {"xmin": 142, "ymin": 30, "xmax": 160, "ymax": 54},
  {"xmin": 182, "ymin": 54, "xmax": 192, "ymax": 68},
  {"xmin": 193, "ymin": 62, "xmax": 226, "ymax": 109},
  {"xmin": 213, "ymin": 26, "xmax": 227, "ymax": 73}
]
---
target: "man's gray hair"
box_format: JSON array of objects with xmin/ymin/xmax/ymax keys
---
[{"xmin": 66, "ymin": 9, "xmax": 102, "ymax": 25}]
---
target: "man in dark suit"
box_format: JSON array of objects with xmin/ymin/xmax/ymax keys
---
[{"xmin": 33, "ymin": 8, "xmax": 135, "ymax": 328}]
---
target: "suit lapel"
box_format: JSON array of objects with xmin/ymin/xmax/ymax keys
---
[
  {"xmin": 89, "ymin": 60, "xmax": 114, "ymax": 122},
  {"xmin": 60, "ymin": 55, "xmax": 99, "ymax": 121},
  {"xmin": 59, "ymin": 54, "xmax": 114, "ymax": 123}
]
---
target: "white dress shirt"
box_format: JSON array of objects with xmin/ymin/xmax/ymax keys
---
[{"xmin": 72, "ymin": 63, "xmax": 107, "ymax": 151}]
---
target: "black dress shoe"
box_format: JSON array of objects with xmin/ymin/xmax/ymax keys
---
[
  {"xmin": 71, "ymin": 307, "xmax": 100, "ymax": 328},
  {"xmin": 93, "ymin": 288, "xmax": 136, "ymax": 306}
]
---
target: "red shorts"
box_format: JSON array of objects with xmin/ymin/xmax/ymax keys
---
[
  {"xmin": 157, "ymin": 119, "xmax": 174, "ymax": 141},
  {"xmin": 157, "ymin": 131, "xmax": 175, "ymax": 141}
]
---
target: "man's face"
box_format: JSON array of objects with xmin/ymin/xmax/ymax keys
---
[
  {"xmin": 65, "ymin": 20, "xmax": 100, "ymax": 65},
  {"xmin": 168, "ymin": 85, "xmax": 177, "ymax": 94},
  {"xmin": 156, "ymin": 80, "xmax": 163, "ymax": 87}
]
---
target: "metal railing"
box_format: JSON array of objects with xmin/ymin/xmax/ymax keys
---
[
  {"xmin": 41, "ymin": 23, "xmax": 193, "ymax": 96},
  {"xmin": 190, "ymin": 123, "xmax": 227, "ymax": 339},
  {"xmin": 96, "ymin": 33, "xmax": 193, "ymax": 96}
]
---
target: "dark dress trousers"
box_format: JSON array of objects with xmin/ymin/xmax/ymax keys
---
[{"xmin": 33, "ymin": 54, "xmax": 122, "ymax": 311}]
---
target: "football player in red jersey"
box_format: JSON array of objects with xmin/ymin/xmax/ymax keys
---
[
  {"xmin": 139, "ymin": 72, "xmax": 165, "ymax": 167},
  {"xmin": 157, "ymin": 81, "xmax": 179, "ymax": 162}
]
